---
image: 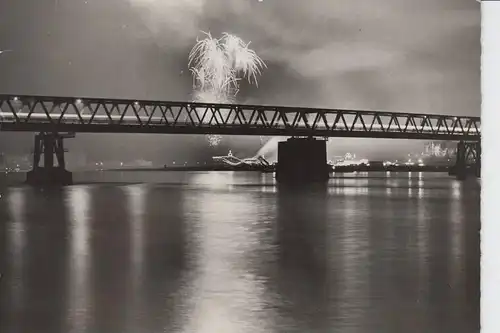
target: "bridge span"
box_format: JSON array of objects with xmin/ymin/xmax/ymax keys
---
[
  {"xmin": 0, "ymin": 95, "xmax": 481, "ymax": 185},
  {"xmin": 0, "ymin": 95, "xmax": 480, "ymax": 141}
]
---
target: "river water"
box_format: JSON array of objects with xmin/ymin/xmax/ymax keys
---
[{"xmin": 0, "ymin": 171, "xmax": 480, "ymax": 333}]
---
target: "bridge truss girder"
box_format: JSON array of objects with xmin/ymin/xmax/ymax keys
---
[{"xmin": 0, "ymin": 95, "xmax": 480, "ymax": 141}]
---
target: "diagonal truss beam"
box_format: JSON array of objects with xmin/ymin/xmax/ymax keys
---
[{"xmin": 0, "ymin": 95, "xmax": 481, "ymax": 141}]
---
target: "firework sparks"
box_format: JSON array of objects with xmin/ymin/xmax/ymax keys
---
[{"xmin": 189, "ymin": 31, "xmax": 266, "ymax": 146}]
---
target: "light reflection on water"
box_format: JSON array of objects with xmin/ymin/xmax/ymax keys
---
[
  {"xmin": 0, "ymin": 171, "xmax": 480, "ymax": 333},
  {"xmin": 124, "ymin": 184, "xmax": 147, "ymax": 333},
  {"xmin": 6, "ymin": 188, "xmax": 27, "ymax": 317},
  {"xmin": 179, "ymin": 190, "xmax": 275, "ymax": 333},
  {"xmin": 65, "ymin": 186, "xmax": 92, "ymax": 333}
]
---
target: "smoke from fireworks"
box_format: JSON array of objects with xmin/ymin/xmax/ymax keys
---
[
  {"xmin": 255, "ymin": 113, "xmax": 321, "ymax": 160},
  {"xmin": 189, "ymin": 31, "xmax": 266, "ymax": 146}
]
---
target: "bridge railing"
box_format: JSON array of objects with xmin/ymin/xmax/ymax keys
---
[{"xmin": 0, "ymin": 95, "xmax": 480, "ymax": 140}]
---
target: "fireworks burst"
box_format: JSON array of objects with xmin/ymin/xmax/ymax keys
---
[{"xmin": 189, "ymin": 31, "xmax": 266, "ymax": 146}]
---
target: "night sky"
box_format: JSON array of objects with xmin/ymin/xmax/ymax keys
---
[{"xmin": 0, "ymin": 0, "xmax": 480, "ymax": 161}]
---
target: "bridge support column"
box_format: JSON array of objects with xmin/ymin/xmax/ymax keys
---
[
  {"xmin": 26, "ymin": 132, "xmax": 73, "ymax": 186},
  {"xmin": 449, "ymin": 140, "xmax": 481, "ymax": 181},
  {"xmin": 276, "ymin": 137, "xmax": 329, "ymax": 183}
]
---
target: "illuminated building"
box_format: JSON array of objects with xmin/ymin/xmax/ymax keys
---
[{"xmin": 213, "ymin": 150, "xmax": 271, "ymax": 168}]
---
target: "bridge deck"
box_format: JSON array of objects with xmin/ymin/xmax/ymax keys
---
[{"xmin": 0, "ymin": 95, "xmax": 480, "ymax": 141}]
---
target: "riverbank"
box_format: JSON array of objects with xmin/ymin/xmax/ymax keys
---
[
  {"xmin": 107, "ymin": 164, "xmax": 453, "ymax": 173},
  {"xmin": 105, "ymin": 165, "xmax": 274, "ymax": 172}
]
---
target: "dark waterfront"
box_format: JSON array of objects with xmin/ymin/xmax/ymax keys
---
[{"xmin": 0, "ymin": 171, "xmax": 480, "ymax": 333}]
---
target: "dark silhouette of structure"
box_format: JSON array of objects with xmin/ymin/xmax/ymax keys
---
[
  {"xmin": 0, "ymin": 95, "xmax": 481, "ymax": 185},
  {"xmin": 276, "ymin": 138, "xmax": 330, "ymax": 182},
  {"xmin": 25, "ymin": 132, "xmax": 74, "ymax": 186},
  {"xmin": 448, "ymin": 141, "xmax": 481, "ymax": 180}
]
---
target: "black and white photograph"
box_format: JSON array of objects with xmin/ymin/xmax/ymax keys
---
[{"xmin": 0, "ymin": 0, "xmax": 491, "ymax": 332}]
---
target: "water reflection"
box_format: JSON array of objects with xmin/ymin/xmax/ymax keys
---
[
  {"xmin": 143, "ymin": 186, "xmax": 186, "ymax": 332},
  {"xmin": 1, "ymin": 187, "xmax": 70, "ymax": 333},
  {"xmin": 386, "ymin": 179, "xmax": 393, "ymax": 196},
  {"xmin": 418, "ymin": 173, "xmax": 425, "ymax": 198},
  {"xmin": 89, "ymin": 186, "xmax": 130, "ymax": 333},
  {"xmin": 0, "ymin": 172, "xmax": 480, "ymax": 333},
  {"xmin": 337, "ymin": 184, "xmax": 371, "ymax": 330},
  {"xmin": 416, "ymin": 186, "xmax": 430, "ymax": 301},
  {"xmin": 189, "ymin": 171, "xmax": 236, "ymax": 190},
  {"xmin": 180, "ymin": 187, "xmax": 274, "ymax": 333},
  {"xmin": 4, "ymin": 188, "xmax": 27, "ymax": 332},
  {"xmin": 65, "ymin": 186, "xmax": 92, "ymax": 333},
  {"xmin": 260, "ymin": 173, "xmax": 276, "ymax": 193},
  {"xmin": 460, "ymin": 179, "xmax": 480, "ymax": 331},
  {"xmin": 125, "ymin": 185, "xmax": 146, "ymax": 287},
  {"xmin": 124, "ymin": 185, "xmax": 146, "ymax": 333},
  {"xmin": 274, "ymin": 184, "xmax": 330, "ymax": 331}
]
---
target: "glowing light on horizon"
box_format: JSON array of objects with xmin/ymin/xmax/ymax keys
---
[{"xmin": 189, "ymin": 31, "xmax": 266, "ymax": 147}]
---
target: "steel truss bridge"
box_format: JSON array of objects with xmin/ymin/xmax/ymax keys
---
[{"xmin": 0, "ymin": 95, "xmax": 481, "ymax": 141}]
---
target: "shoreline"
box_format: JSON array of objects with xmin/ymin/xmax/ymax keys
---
[{"xmin": 104, "ymin": 165, "xmax": 453, "ymax": 173}]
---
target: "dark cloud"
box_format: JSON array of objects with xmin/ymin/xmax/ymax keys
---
[{"xmin": 0, "ymin": 0, "xmax": 480, "ymax": 160}]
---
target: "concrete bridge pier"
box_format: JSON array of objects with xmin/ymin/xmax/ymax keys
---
[
  {"xmin": 475, "ymin": 142, "xmax": 481, "ymax": 178},
  {"xmin": 26, "ymin": 132, "xmax": 73, "ymax": 186},
  {"xmin": 449, "ymin": 140, "xmax": 481, "ymax": 181},
  {"xmin": 275, "ymin": 137, "xmax": 330, "ymax": 183}
]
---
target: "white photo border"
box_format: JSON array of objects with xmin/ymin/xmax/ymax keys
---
[{"xmin": 481, "ymin": 1, "xmax": 500, "ymax": 332}]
